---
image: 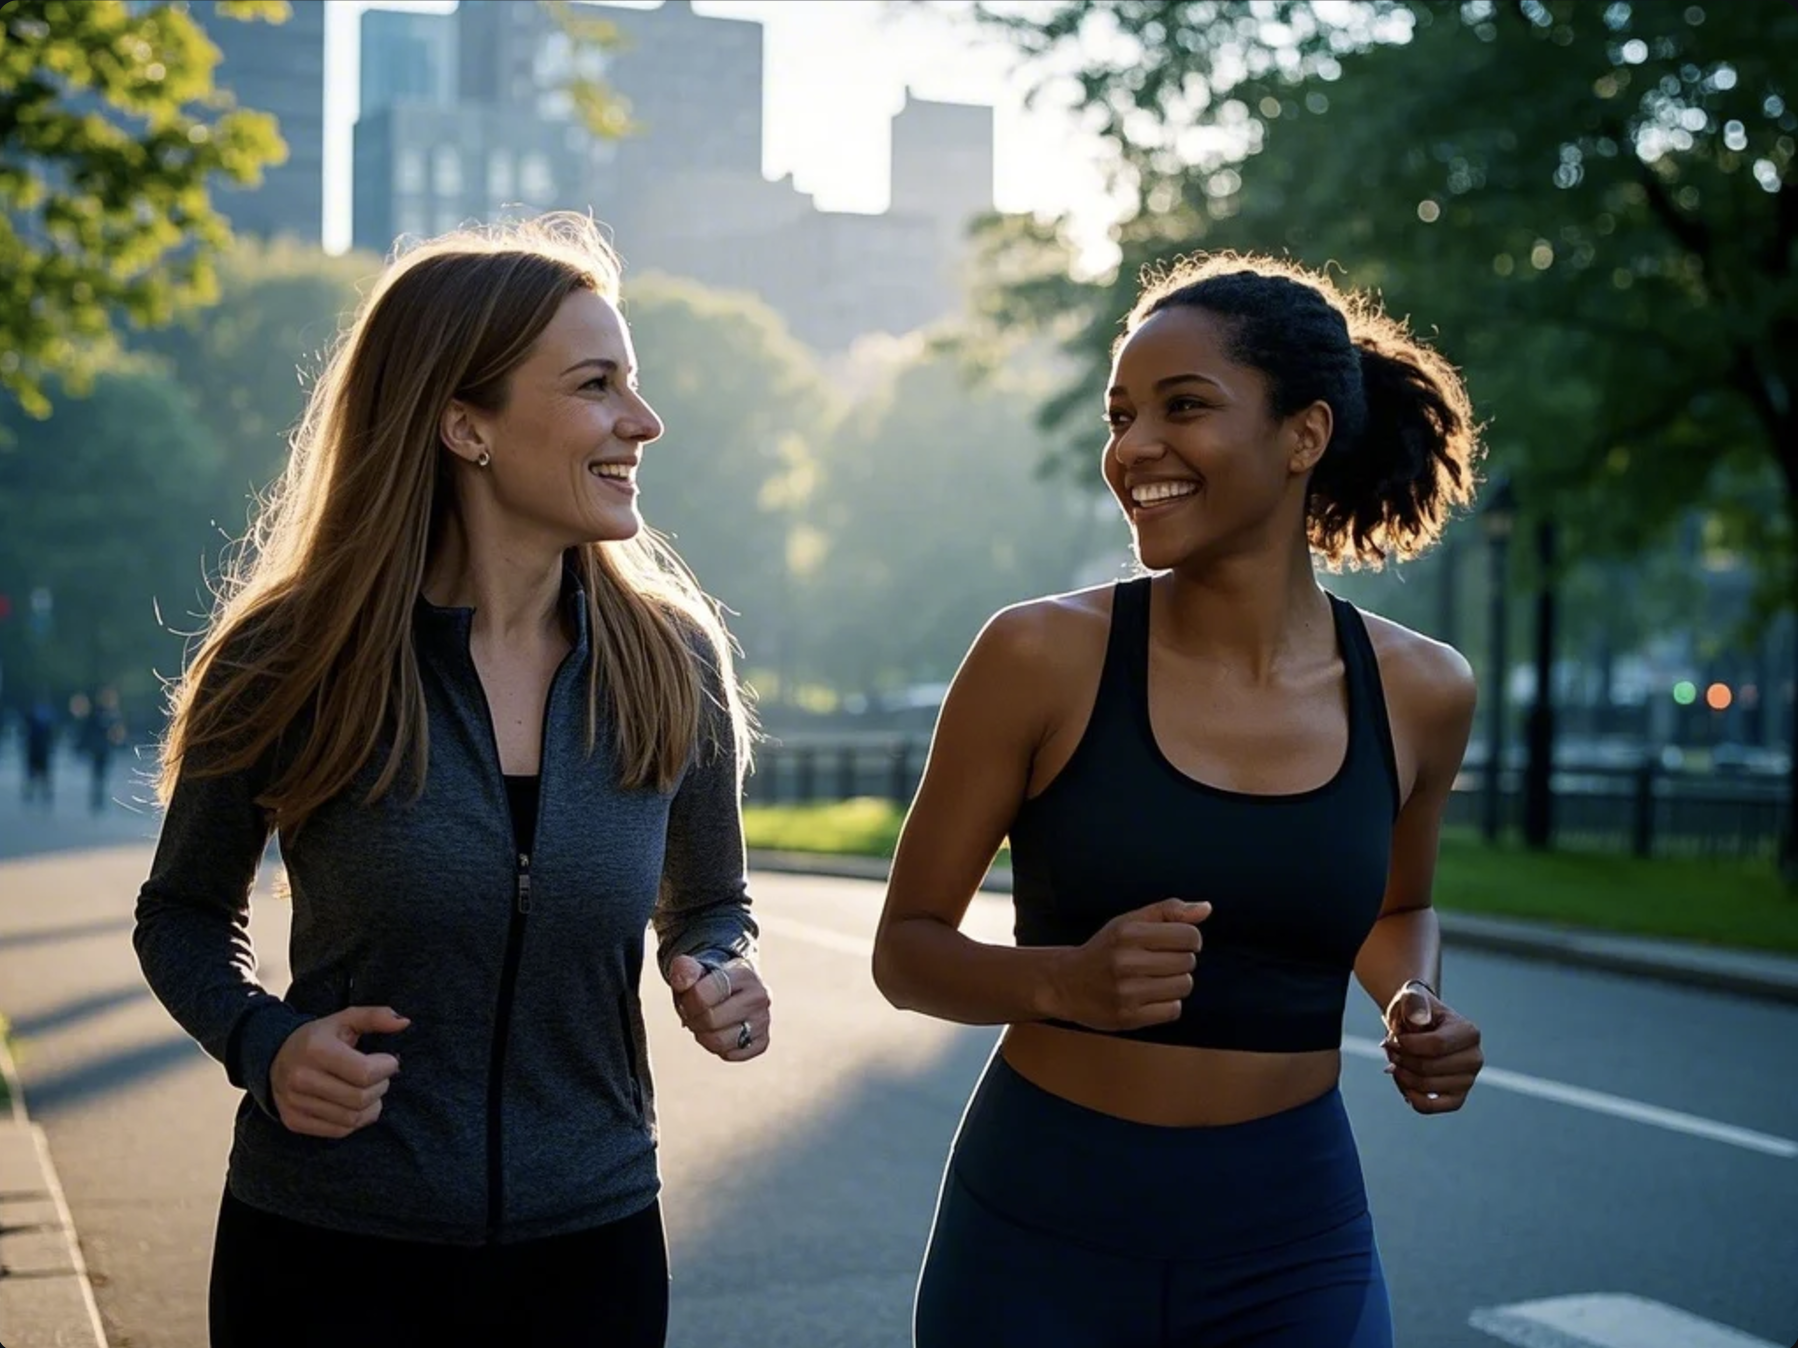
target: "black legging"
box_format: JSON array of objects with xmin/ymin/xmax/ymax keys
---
[{"xmin": 209, "ymin": 1189, "xmax": 668, "ymax": 1348}]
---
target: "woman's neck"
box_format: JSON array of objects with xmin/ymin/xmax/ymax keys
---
[
  {"xmin": 1157, "ymin": 532, "xmax": 1331, "ymax": 684},
  {"xmin": 422, "ymin": 516, "xmax": 567, "ymax": 646}
]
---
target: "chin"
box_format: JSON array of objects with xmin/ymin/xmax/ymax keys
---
[
  {"xmin": 567, "ymin": 510, "xmax": 642, "ymax": 547},
  {"xmin": 1131, "ymin": 530, "xmax": 1188, "ymax": 573},
  {"xmin": 1131, "ymin": 527, "xmax": 1221, "ymax": 574}
]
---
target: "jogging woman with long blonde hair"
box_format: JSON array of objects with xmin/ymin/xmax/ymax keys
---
[{"xmin": 135, "ymin": 213, "xmax": 769, "ymax": 1347}]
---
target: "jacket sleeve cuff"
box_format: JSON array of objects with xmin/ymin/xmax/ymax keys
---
[
  {"xmin": 659, "ymin": 917, "xmax": 758, "ymax": 981},
  {"xmin": 226, "ymin": 1000, "xmax": 315, "ymax": 1121},
  {"xmin": 691, "ymin": 942, "xmax": 752, "ymax": 973}
]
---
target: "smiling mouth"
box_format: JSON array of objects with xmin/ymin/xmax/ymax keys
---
[
  {"xmin": 589, "ymin": 462, "xmax": 637, "ymax": 496},
  {"xmin": 1129, "ymin": 480, "xmax": 1199, "ymax": 513}
]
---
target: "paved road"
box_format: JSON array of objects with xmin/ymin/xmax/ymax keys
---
[
  {"xmin": 0, "ymin": 790, "xmax": 1794, "ymax": 1346},
  {"xmin": 0, "ymin": 745, "xmax": 166, "ymax": 861}
]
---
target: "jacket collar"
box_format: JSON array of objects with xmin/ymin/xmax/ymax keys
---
[{"xmin": 413, "ymin": 552, "xmax": 591, "ymax": 661}]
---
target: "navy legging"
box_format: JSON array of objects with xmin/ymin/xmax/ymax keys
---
[{"xmin": 914, "ymin": 1054, "xmax": 1393, "ymax": 1348}]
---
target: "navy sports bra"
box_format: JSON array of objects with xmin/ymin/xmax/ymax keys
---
[{"xmin": 1007, "ymin": 578, "xmax": 1402, "ymax": 1053}]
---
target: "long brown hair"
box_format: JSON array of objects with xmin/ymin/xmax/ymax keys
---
[{"xmin": 159, "ymin": 213, "xmax": 750, "ymax": 831}]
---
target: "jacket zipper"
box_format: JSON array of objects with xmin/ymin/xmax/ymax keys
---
[
  {"xmin": 475, "ymin": 634, "xmax": 573, "ymax": 1244},
  {"xmin": 484, "ymin": 846, "xmax": 531, "ymax": 1240}
]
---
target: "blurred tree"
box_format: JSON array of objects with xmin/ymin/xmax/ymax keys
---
[
  {"xmin": 0, "ymin": 360, "xmax": 227, "ymax": 722},
  {"xmin": 974, "ymin": 0, "xmax": 1798, "ymax": 871},
  {"xmin": 0, "ymin": 0, "xmax": 288, "ymax": 417},
  {"xmin": 622, "ymin": 274, "xmax": 842, "ymax": 699},
  {"xmin": 133, "ymin": 237, "xmax": 378, "ymax": 503},
  {"xmin": 540, "ymin": 0, "xmax": 637, "ymax": 140},
  {"xmin": 799, "ymin": 346, "xmax": 1122, "ymax": 700}
]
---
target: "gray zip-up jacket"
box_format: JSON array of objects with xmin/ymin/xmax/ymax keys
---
[{"xmin": 133, "ymin": 578, "xmax": 757, "ymax": 1245}]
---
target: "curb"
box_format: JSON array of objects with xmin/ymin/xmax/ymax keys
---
[
  {"xmin": 0, "ymin": 1034, "xmax": 110, "ymax": 1348},
  {"xmin": 744, "ymin": 849, "xmax": 1798, "ymax": 1007}
]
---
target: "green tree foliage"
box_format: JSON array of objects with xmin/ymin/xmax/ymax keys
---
[
  {"xmin": 132, "ymin": 237, "xmax": 377, "ymax": 497},
  {"xmin": 623, "ymin": 274, "xmax": 843, "ymax": 690},
  {"xmin": 0, "ymin": 0, "xmax": 289, "ymax": 416},
  {"xmin": 798, "ymin": 344, "xmax": 1122, "ymax": 700},
  {"xmin": 974, "ymin": 0, "xmax": 1795, "ymax": 602},
  {"xmin": 539, "ymin": 0, "xmax": 636, "ymax": 140},
  {"xmin": 0, "ymin": 360, "xmax": 227, "ymax": 710}
]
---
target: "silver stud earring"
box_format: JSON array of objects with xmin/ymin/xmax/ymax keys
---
[{"xmin": 475, "ymin": 451, "xmax": 491, "ymax": 468}]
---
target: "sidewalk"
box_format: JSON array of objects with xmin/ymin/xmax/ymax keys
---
[
  {"xmin": 0, "ymin": 1040, "xmax": 108, "ymax": 1348},
  {"xmin": 745, "ymin": 848, "xmax": 1798, "ymax": 1006}
]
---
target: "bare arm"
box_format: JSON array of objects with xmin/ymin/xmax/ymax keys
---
[
  {"xmin": 1354, "ymin": 638, "xmax": 1478, "ymax": 1012},
  {"xmin": 1353, "ymin": 631, "xmax": 1485, "ymax": 1114},
  {"xmin": 871, "ymin": 606, "xmax": 1071, "ymax": 1024},
  {"xmin": 873, "ymin": 602, "xmax": 1209, "ymax": 1029}
]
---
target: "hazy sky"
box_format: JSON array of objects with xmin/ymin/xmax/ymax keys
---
[{"xmin": 326, "ymin": 0, "xmax": 1122, "ymax": 265}]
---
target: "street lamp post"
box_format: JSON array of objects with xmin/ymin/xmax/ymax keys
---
[
  {"xmin": 1480, "ymin": 476, "xmax": 1516, "ymax": 843},
  {"xmin": 1522, "ymin": 518, "xmax": 1560, "ymax": 849}
]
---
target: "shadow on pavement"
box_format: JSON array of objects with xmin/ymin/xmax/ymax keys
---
[
  {"xmin": 0, "ymin": 916, "xmax": 137, "ymax": 953},
  {"xmin": 8, "ymin": 984, "xmax": 150, "ymax": 1040},
  {"xmin": 665, "ymin": 1027, "xmax": 998, "ymax": 1348},
  {"xmin": 20, "ymin": 1032, "xmax": 203, "ymax": 1117}
]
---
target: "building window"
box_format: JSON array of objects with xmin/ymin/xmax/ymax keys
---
[
  {"xmin": 397, "ymin": 147, "xmax": 425, "ymax": 193},
  {"xmin": 433, "ymin": 146, "xmax": 462, "ymax": 196},
  {"xmin": 520, "ymin": 153, "xmax": 554, "ymax": 200},
  {"xmin": 488, "ymin": 151, "xmax": 514, "ymax": 201}
]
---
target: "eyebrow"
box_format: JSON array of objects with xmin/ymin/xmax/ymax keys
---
[
  {"xmin": 1106, "ymin": 373, "xmax": 1224, "ymax": 397},
  {"xmin": 560, "ymin": 357, "xmax": 631, "ymax": 378}
]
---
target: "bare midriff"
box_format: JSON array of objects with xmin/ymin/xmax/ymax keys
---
[{"xmin": 1000, "ymin": 1022, "xmax": 1342, "ymax": 1127}]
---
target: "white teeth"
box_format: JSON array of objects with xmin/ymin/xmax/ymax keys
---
[
  {"xmin": 1131, "ymin": 480, "xmax": 1198, "ymax": 506},
  {"xmin": 589, "ymin": 463, "xmax": 633, "ymax": 480}
]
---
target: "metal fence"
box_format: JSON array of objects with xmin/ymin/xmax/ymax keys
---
[{"xmin": 745, "ymin": 737, "xmax": 1791, "ymax": 862}]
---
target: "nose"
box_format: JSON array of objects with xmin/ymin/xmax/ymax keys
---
[
  {"xmin": 1111, "ymin": 419, "xmax": 1167, "ymax": 467},
  {"xmin": 618, "ymin": 390, "xmax": 663, "ymax": 445}
]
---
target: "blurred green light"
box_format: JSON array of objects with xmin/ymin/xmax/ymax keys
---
[{"xmin": 1672, "ymin": 681, "xmax": 1698, "ymax": 706}]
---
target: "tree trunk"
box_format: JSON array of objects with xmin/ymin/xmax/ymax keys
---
[
  {"xmin": 1522, "ymin": 520, "xmax": 1558, "ymax": 850},
  {"xmin": 1783, "ymin": 548, "xmax": 1798, "ymax": 886},
  {"xmin": 1782, "ymin": 433, "xmax": 1798, "ymax": 887}
]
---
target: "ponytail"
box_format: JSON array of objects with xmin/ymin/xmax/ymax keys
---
[{"xmin": 1125, "ymin": 251, "xmax": 1482, "ymax": 568}]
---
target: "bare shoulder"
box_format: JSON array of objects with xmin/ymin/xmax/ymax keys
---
[
  {"xmin": 953, "ymin": 583, "xmax": 1117, "ymax": 729},
  {"xmin": 1357, "ymin": 608, "xmax": 1477, "ymax": 734},
  {"xmin": 976, "ymin": 583, "xmax": 1115, "ymax": 668}
]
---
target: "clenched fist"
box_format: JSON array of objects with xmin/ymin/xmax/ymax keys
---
[
  {"xmin": 269, "ymin": 1005, "xmax": 408, "ymax": 1139},
  {"xmin": 1044, "ymin": 898, "xmax": 1211, "ymax": 1032}
]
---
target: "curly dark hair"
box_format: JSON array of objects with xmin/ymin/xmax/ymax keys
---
[{"xmin": 1121, "ymin": 252, "xmax": 1483, "ymax": 569}]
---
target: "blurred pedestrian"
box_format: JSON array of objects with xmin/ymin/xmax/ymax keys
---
[
  {"xmin": 80, "ymin": 686, "xmax": 125, "ymax": 813},
  {"xmin": 134, "ymin": 213, "xmax": 769, "ymax": 1348},
  {"xmin": 23, "ymin": 695, "xmax": 55, "ymax": 808},
  {"xmin": 874, "ymin": 253, "xmax": 1488, "ymax": 1347}
]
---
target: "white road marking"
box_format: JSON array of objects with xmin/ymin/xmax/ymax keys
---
[
  {"xmin": 1468, "ymin": 1293, "xmax": 1782, "ymax": 1348},
  {"xmin": 758, "ymin": 912, "xmax": 1798, "ymax": 1161},
  {"xmin": 1339, "ymin": 1039, "xmax": 1798, "ymax": 1158}
]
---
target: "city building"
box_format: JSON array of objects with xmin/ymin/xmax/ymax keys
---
[
  {"xmin": 351, "ymin": 0, "xmax": 996, "ymax": 351},
  {"xmin": 353, "ymin": 102, "xmax": 593, "ymax": 250},
  {"xmin": 191, "ymin": 0, "xmax": 327, "ymax": 242},
  {"xmin": 360, "ymin": 8, "xmax": 457, "ymax": 117}
]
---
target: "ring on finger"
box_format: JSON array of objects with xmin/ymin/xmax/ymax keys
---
[
  {"xmin": 716, "ymin": 966, "xmax": 733, "ymax": 999},
  {"xmin": 736, "ymin": 1020, "xmax": 753, "ymax": 1051}
]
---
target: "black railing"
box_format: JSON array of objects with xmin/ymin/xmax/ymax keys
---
[{"xmin": 746, "ymin": 737, "xmax": 1791, "ymax": 862}]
